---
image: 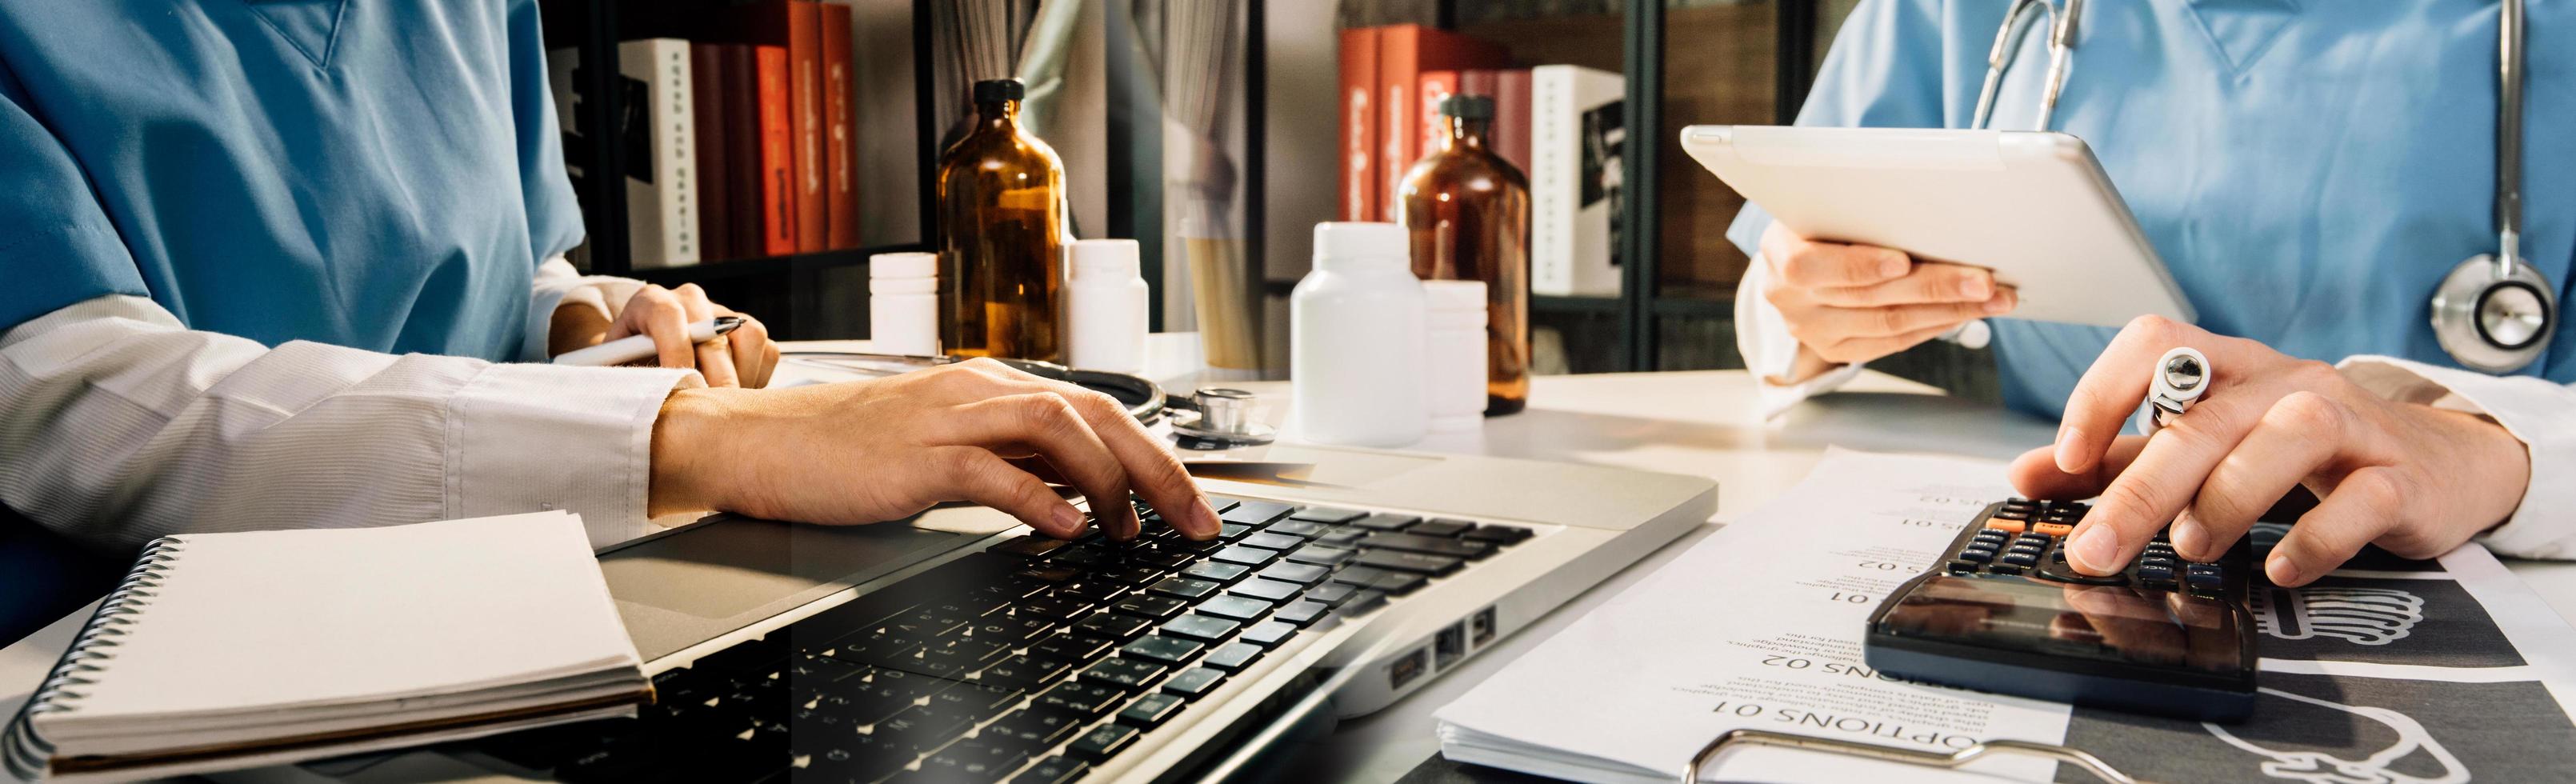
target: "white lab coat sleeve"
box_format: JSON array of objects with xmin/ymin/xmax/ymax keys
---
[
  {"xmin": 1731, "ymin": 221, "xmax": 1864, "ymax": 418},
  {"xmin": 0, "ymin": 294, "xmax": 694, "ymax": 552},
  {"xmin": 2338, "ymin": 355, "xmax": 2576, "ymax": 560},
  {"xmin": 523, "ymin": 255, "xmax": 650, "ymax": 362}
]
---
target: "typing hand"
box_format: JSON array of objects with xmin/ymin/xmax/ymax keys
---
[
  {"xmin": 2008, "ymin": 317, "xmax": 2530, "ymax": 586},
  {"xmin": 646, "ymin": 358, "xmax": 1222, "ymax": 542},
  {"xmin": 555, "ymin": 282, "xmax": 780, "ymax": 388},
  {"xmin": 1757, "ymin": 222, "xmax": 2016, "ymax": 382}
]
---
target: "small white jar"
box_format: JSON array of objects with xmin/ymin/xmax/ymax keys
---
[
  {"xmin": 1422, "ymin": 279, "xmax": 1489, "ymax": 431},
  {"xmin": 1065, "ymin": 239, "xmax": 1150, "ymax": 373},
  {"xmin": 1290, "ymin": 222, "xmax": 1426, "ymax": 447},
  {"xmin": 870, "ymin": 252, "xmax": 939, "ymax": 355}
]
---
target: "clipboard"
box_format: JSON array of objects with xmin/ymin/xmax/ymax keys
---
[{"xmin": 1678, "ymin": 729, "xmax": 2149, "ymax": 784}]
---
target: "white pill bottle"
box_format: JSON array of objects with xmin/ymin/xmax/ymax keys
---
[
  {"xmin": 1065, "ymin": 239, "xmax": 1150, "ymax": 373},
  {"xmin": 1290, "ymin": 222, "xmax": 1427, "ymax": 447}
]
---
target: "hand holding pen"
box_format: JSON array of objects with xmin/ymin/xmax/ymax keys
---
[{"xmin": 550, "ymin": 283, "xmax": 780, "ymax": 387}]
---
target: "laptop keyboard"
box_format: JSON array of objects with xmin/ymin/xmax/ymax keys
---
[{"xmin": 466, "ymin": 496, "xmax": 1534, "ymax": 783}]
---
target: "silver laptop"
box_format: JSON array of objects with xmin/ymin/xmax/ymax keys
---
[{"xmin": 299, "ymin": 444, "xmax": 1711, "ymax": 783}]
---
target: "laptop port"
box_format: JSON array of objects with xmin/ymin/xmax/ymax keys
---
[
  {"xmin": 1471, "ymin": 606, "xmax": 1497, "ymax": 646},
  {"xmin": 1435, "ymin": 622, "xmax": 1466, "ymax": 670},
  {"xmin": 1390, "ymin": 648, "xmax": 1427, "ymax": 690}
]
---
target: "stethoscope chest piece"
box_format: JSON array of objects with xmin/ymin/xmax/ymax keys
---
[
  {"xmin": 2431, "ymin": 254, "xmax": 2555, "ymax": 373},
  {"xmin": 1170, "ymin": 388, "xmax": 1277, "ymax": 450}
]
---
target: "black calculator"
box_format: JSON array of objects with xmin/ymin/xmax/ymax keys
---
[{"xmin": 1863, "ymin": 498, "xmax": 2258, "ymax": 722}]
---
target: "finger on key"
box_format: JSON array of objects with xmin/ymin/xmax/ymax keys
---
[
  {"xmin": 2182, "ymin": 394, "xmax": 2351, "ymax": 561},
  {"xmin": 2062, "ymin": 411, "xmax": 2251, "ymax": 575},
  {"xmin": 946, "ymin": 447, "xmax": 1088, "ymax": 538},
  {"xmin": 2265, "ymin": 468, "xmax": 2407, "ymax": 587},
  {"xmin": 946, "ymin": 393, "xmax": 1136, "ymax": 538}
]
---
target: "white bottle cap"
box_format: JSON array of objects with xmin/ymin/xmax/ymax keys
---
[
  {"xmin": 870, "ymin": 251, "xmax": 938, "ymax": 279},
  {"xmin": 1312, "ymin": 222, "xmax": 1409, "ymax": 271},
  {"xmin": 1069, "ymin": 239, "xmax": 1141, "ymax": 280}
]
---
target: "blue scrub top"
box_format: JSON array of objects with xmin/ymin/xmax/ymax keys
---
[
  {"xmin": 1730, "ymin": 0, "xmax": 2576, "ymax": 418},
  {"xmin": 0, "ymin": 0, "xmax": 583, "ymax": 360}
]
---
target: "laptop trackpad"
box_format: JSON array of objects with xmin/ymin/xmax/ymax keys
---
[{"xmin": 602, "ymin": 515, "xmax": 969, "ymax": 659}]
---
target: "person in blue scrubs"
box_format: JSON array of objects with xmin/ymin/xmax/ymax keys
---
[
  {"xmin": 0, "ymin": 2, "xmax": 1218, "ymax": 644},
  {"xmin": 1731, "ymin": 2, "xmax": 2576, "ymax": 587}
]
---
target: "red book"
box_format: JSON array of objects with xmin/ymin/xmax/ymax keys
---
[
  {"xmin": 1337, "ymin": 26, "xmax": 1380, "ymax": 223},
  {"xmin": 721, "ymin": 45, "xmax": 766, "ymax": 259},
  {"xmin": 819, "ymin": 2, "xmax": 858, "ymax": 249},
  {"xmin": 690, "ymin": 43, "xmax": 732, "ymax": 262},
  {"xmin": 1494, "ymin": 68, "xmax": 1533, "ymax": 176},
  {"xmin": 1416, "ymin": 70, "xmax": 1458, "ymax": 164},
  {"xmin": 788, "ymin": 1, "xmax": 825, "ymax": 254},
  {"xmin": 1376, "ymin": 25, "xmax": 1507, "ymax": 220},
  {"xmin": 756, "ymin": 45, "xmax": 795, "ymax": 257}
]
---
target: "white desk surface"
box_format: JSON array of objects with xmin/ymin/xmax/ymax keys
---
[{"xmin": 6, "ymin": 345, "xmax": 2573, "ymax": 784}]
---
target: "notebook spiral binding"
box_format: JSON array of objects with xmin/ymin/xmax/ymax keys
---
[
  {"xmin": 4, "ymin": 537, "xmax": 186, "ymax": 778},
  {"xmin": 21, "ymin": 537, "xmax": 188, "ymax": 718}
]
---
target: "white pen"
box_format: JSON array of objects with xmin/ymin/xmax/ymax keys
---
[{"xmin": 552, "ymin": 316, "xmax": 744, "ymax": 366}]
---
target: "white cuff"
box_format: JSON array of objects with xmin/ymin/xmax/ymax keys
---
[
  {"xmin": 524, "ymin": 256, "xmax": 650, "ymax": 362},
  {"xmin": 1735, "ymin": 257, "xmax": 1862, "ymax": 418},
  {"xmin": 446, "ymin": 362, "xmax": 695, "ymax": 548},
  {"xmin": 2337, "ymin": 354, "xmax": 2576, "ymax": 560}
]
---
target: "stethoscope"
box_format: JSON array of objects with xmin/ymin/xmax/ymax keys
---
[{"xmin": 1978, "ymin": 0, "xmax": 2554, "ymax": 374}]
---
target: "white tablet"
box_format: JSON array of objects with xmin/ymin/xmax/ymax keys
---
[{"xmin": 1680, "ymin": 126, "xmax": 2195, "ymax": 327}]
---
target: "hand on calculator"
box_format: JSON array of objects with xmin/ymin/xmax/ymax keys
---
[{"xmin": 2009, "ymin": 316, "xmax": 2531, "ymax": 586}]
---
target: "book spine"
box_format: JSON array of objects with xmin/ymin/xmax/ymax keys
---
[
  {"xmin": 790, "ymin": 2, "xmax": 826, "ymax": 254},
  {"xmin": 1531, "ymin": 66, "xmax": 1568, "ymax": 296},
  {"xmin": 1377, "ymin": 26, "xmax": 1418, "ymax": 222},
  {"xmin": 1336, "ymin": 26, "xmax": 1380, "ymax": 223},
  {"xmin": 692, "ymin": 42, "xmax": 731, "ymax": 262},
  {"xmin": 756, "ymin": 45, "xmax": 796, "ymax": 258},
  {"xmin": 622, "ymin": 39, "xmax": 698, "ymax": 269},
  {"xmin": 724, "ymin": 45, "xmax": 766, "ymax": 259},
  {"xmin": 820, "ymin": 2, "xmax": 858, "ymax": 250},
  {"xmin": 1494, "ymin": 68, "xmax": 1533, "ymax": 177},
  {"xmin": 1572, "ymin": 69, "xmax": 1624, "ymax": 298},
  {"xmin": 1416, "ymin": 70, "xmax": 1457, "ymax": 161}
]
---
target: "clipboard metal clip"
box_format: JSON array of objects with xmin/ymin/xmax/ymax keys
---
[{"xmin": 1682, "ymin": 729, "xmax": 2149, "ymax": 784}]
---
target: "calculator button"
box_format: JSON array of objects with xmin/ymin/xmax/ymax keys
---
[
  {"xmin": 2185, "ymin": 563, "xmax": 2225, "ymax": 590},
  {"xmin": 1972, "ymin": 532, "xmax": 2010, "ymax": 546},
  {"xmin": 2031, "ymin": 522, "xmax": 2075, "ymax": 538},
  {"xmin": 1986, "ymin": 563, "xmax": 2026, "ymax": 575},
  {"xmin": 1991, "ymin": 508, "xmax": 2031, "ymax": 521},
  {"xmin": 1984, "ymin": 519, "xmax": 2028, "ymax": 534},
  {"xmin": 2014, "ymin": 534, "xmax": 2053, "ymax": 547},
  {"xmin": 1999, "ymin": 551, "xmax": 2041, "ymax": 568},
  {"xmin": 2135, "ymin": 562, "xmax": 2178, "ymax": 585},
  {"xmin": 1958, "ymin": 546, "xmax": 1997, "ymax": 563},
  {"xmin": 1946, "ymin": 559, "xmax": 1980, "ymax": 574},
  {"xmin": 2037, "ymin": 565, "xmax": 2130, "ymax": 586}
]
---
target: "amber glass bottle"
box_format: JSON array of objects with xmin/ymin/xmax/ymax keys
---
[
  {"xmin": 937, "ymin": 78, "xmax": 1067, "ymax": 360},
  {"xmin": 1398, "ymin": 95, "xmax": 1530, "ymax": 414}
]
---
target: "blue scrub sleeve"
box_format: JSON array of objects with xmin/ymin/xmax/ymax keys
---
[
  {"xmin": 1725, "ymin": 0, "xmax": 1966, "ymax": 258},
  {"xmin": 0, "ymin": 60, "xmax": 146, "ymax": 331},
  {"xmin": 508, "ymin": 0, "xmax": 586, "ymax": 269}
]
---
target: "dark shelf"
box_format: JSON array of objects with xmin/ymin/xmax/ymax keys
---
[{"xmin": 1531, "ymin": 294, "xmax": 1622, "ymax": 314}]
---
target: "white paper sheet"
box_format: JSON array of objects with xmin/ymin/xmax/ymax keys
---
[{"xmin": 1437, "ymin": 450, "xmax": 2576, "ymax": 783}]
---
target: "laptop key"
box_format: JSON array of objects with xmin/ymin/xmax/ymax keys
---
[
  {"xmin": 1406, "ymin": 519, "xmax": 1474, "ymax": 538},
  {"xmin": 1316, "ymin": 529, "xmax": 1366, "ymax": 546},
  {"xmin": 1367, "ymin": 570, "xmax": 1429, "ymax": 596},
  {"xmin": 1285, "ymin": 545, "xmax": 1356, "ymax": 567},
  {"xmin": 1350, "ymin": 513, "xmax": 1420, "ymax": 531},
  {"xmin": 1068, "ymin": 722, "xmax": 1142, "ymax": 761},
  {"xmin": 1328, "ymin": 566, "xmax": 1390, "ymax": 586},
  {"xmin": 983, "ymin": 706, "xmax": 1086, "ymax": 750},
  {"xmin": 1014, "ymin": 598, "xmax": 1091, "ymax": 621},
  {"xmin": 1034, "ymin": 681, "xmax": 1126, "ymax": 716},
  {"xmin": 922, "ymin": 741, "xmax": 1031, "ymax": 781},
  {"xmin": 1161, "ymin": 666, "xmax": 1226, "ymax": 698},
  {"xmin": 990, "ymin": 535, "xmax": 1071, "ymax": 558},
  {"xmin": 1013, "ymin": 755, "xmax": 1091, "ymax": 784},
  {"xmin": 873, "ymin": 706, "xmax": 976, "ymax": 752},
  {"xmin": 1238, "ymin": 620, "xmax": 1298, "ymax": 648},
  {"xmin": 1202, "ymin": 642, "xmax": 1263, "ymax": 672},
  {"xmin": 1110, "ymin": 594, "xmax": 1187, "ymax": 621},
  {"xmin": 1337, "ymin": 590, "xmax": 1390, "ymax": 616},
  {"xmin": 1273, "ymin": 600, "xmax": 1332, "ymax": 626},
  {"xmin": 1227, "ymin": 578, "xmax": 1304, "ymax": 602},
  {"xmin": 972, "ymin": 615, "xmax": 1056, "ymax": 645},
  {"xmin": 1222, "ymin": 501, "xmax": 1295, "ymax": 525},
  {"xmin": 1354, "ymin": 549, "xmax": 1462, "ymax": 575},
  {"xmin": 1122, "ymin": 634, "xmax": 1207, "ymax": 666},
  {"xmin": 1238, "ymin": 532, "xmax": 1305, "ymax": 551},
  {"xmin": 1210, "ymin": 545, "xmax": 1281, "ymax": 567},
  {"xmin": 1081, "ymin": 657, "xmax": 1168, "ymax": 690},
  {"xmin": 1217, "ymin": 523, "xmax": 1255, "ymax": 541},
  {"xmin": 922, "ymin": 682, "xmax": 1022, "ymax": 721},
  {"xmin": 1147, "ymin": 576, "xmax": 1223, "ymax": 601},
  {"xmin": 1256, "ymin": 562, "xmax": 1330, "ymax": 585},
  {"xmin": 1160, "ymin": 614, "xmax": 1240, "ymax": 643},
  {"xmin": 1118, "ymin": 693, "xmax": 1187, "ymax": 729},
  {"xmin": 1179, "ymin": 561, "xmax": 1250, "ymax": 584},
  {"xmin": 1460, "ymin": 525, "xmax": 1532, "ymax": 544},
  {"xmin": 975, "ymin": 655, "xmax": 1071, "ymax": 690},
  {"xmin": 1359, "ymin": 532, "xmax": 1495, "ymax": 559},
  {"xmin": 1195, "ymin": 595, "xmax": 1272, "ymax": 622},
  {"xmin": 1265, "ymin": 520, "xmax": 1326, "ymax": 538},
  {"xmin": 1030, "ymin": 634, "xmax": 1114, "ymax": 665},
  {"xmin": 1073, "ymin": 613, "xmax": 1151, "ymax": 642},
  {"xmin": 1289, "ymin": 506, "xmax": 1367, "ymax": 523}
]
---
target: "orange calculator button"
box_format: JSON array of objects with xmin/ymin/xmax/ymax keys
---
[
  {"xmin": 1984, "ymin": 519, "xmax": 2027, "ymax": 534},
  {"xmin": 2032, "ymin": 522, "xmax": 2075, "ymax": 537}
]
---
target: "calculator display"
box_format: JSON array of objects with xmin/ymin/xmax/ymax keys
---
[{"xmin": 1878, "ymin": 575, "xmax": 2241, "ymax": 673}]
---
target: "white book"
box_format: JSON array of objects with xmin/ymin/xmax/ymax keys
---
[
  {"xmin": 1530, "ymin": 65, "xmax": 1626, "ymax": 298},
  {"xmin": 2, "ymin": 512, "xmax": 649, "ymax": 782},
  {"xmin": 621, "ymin": 39, "xmax": 699, "ymax": 269}
]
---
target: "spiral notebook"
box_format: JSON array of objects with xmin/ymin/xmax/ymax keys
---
[{"xmin": 2, "ymin": 511, "xmax": 651, "ymax": 782}]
